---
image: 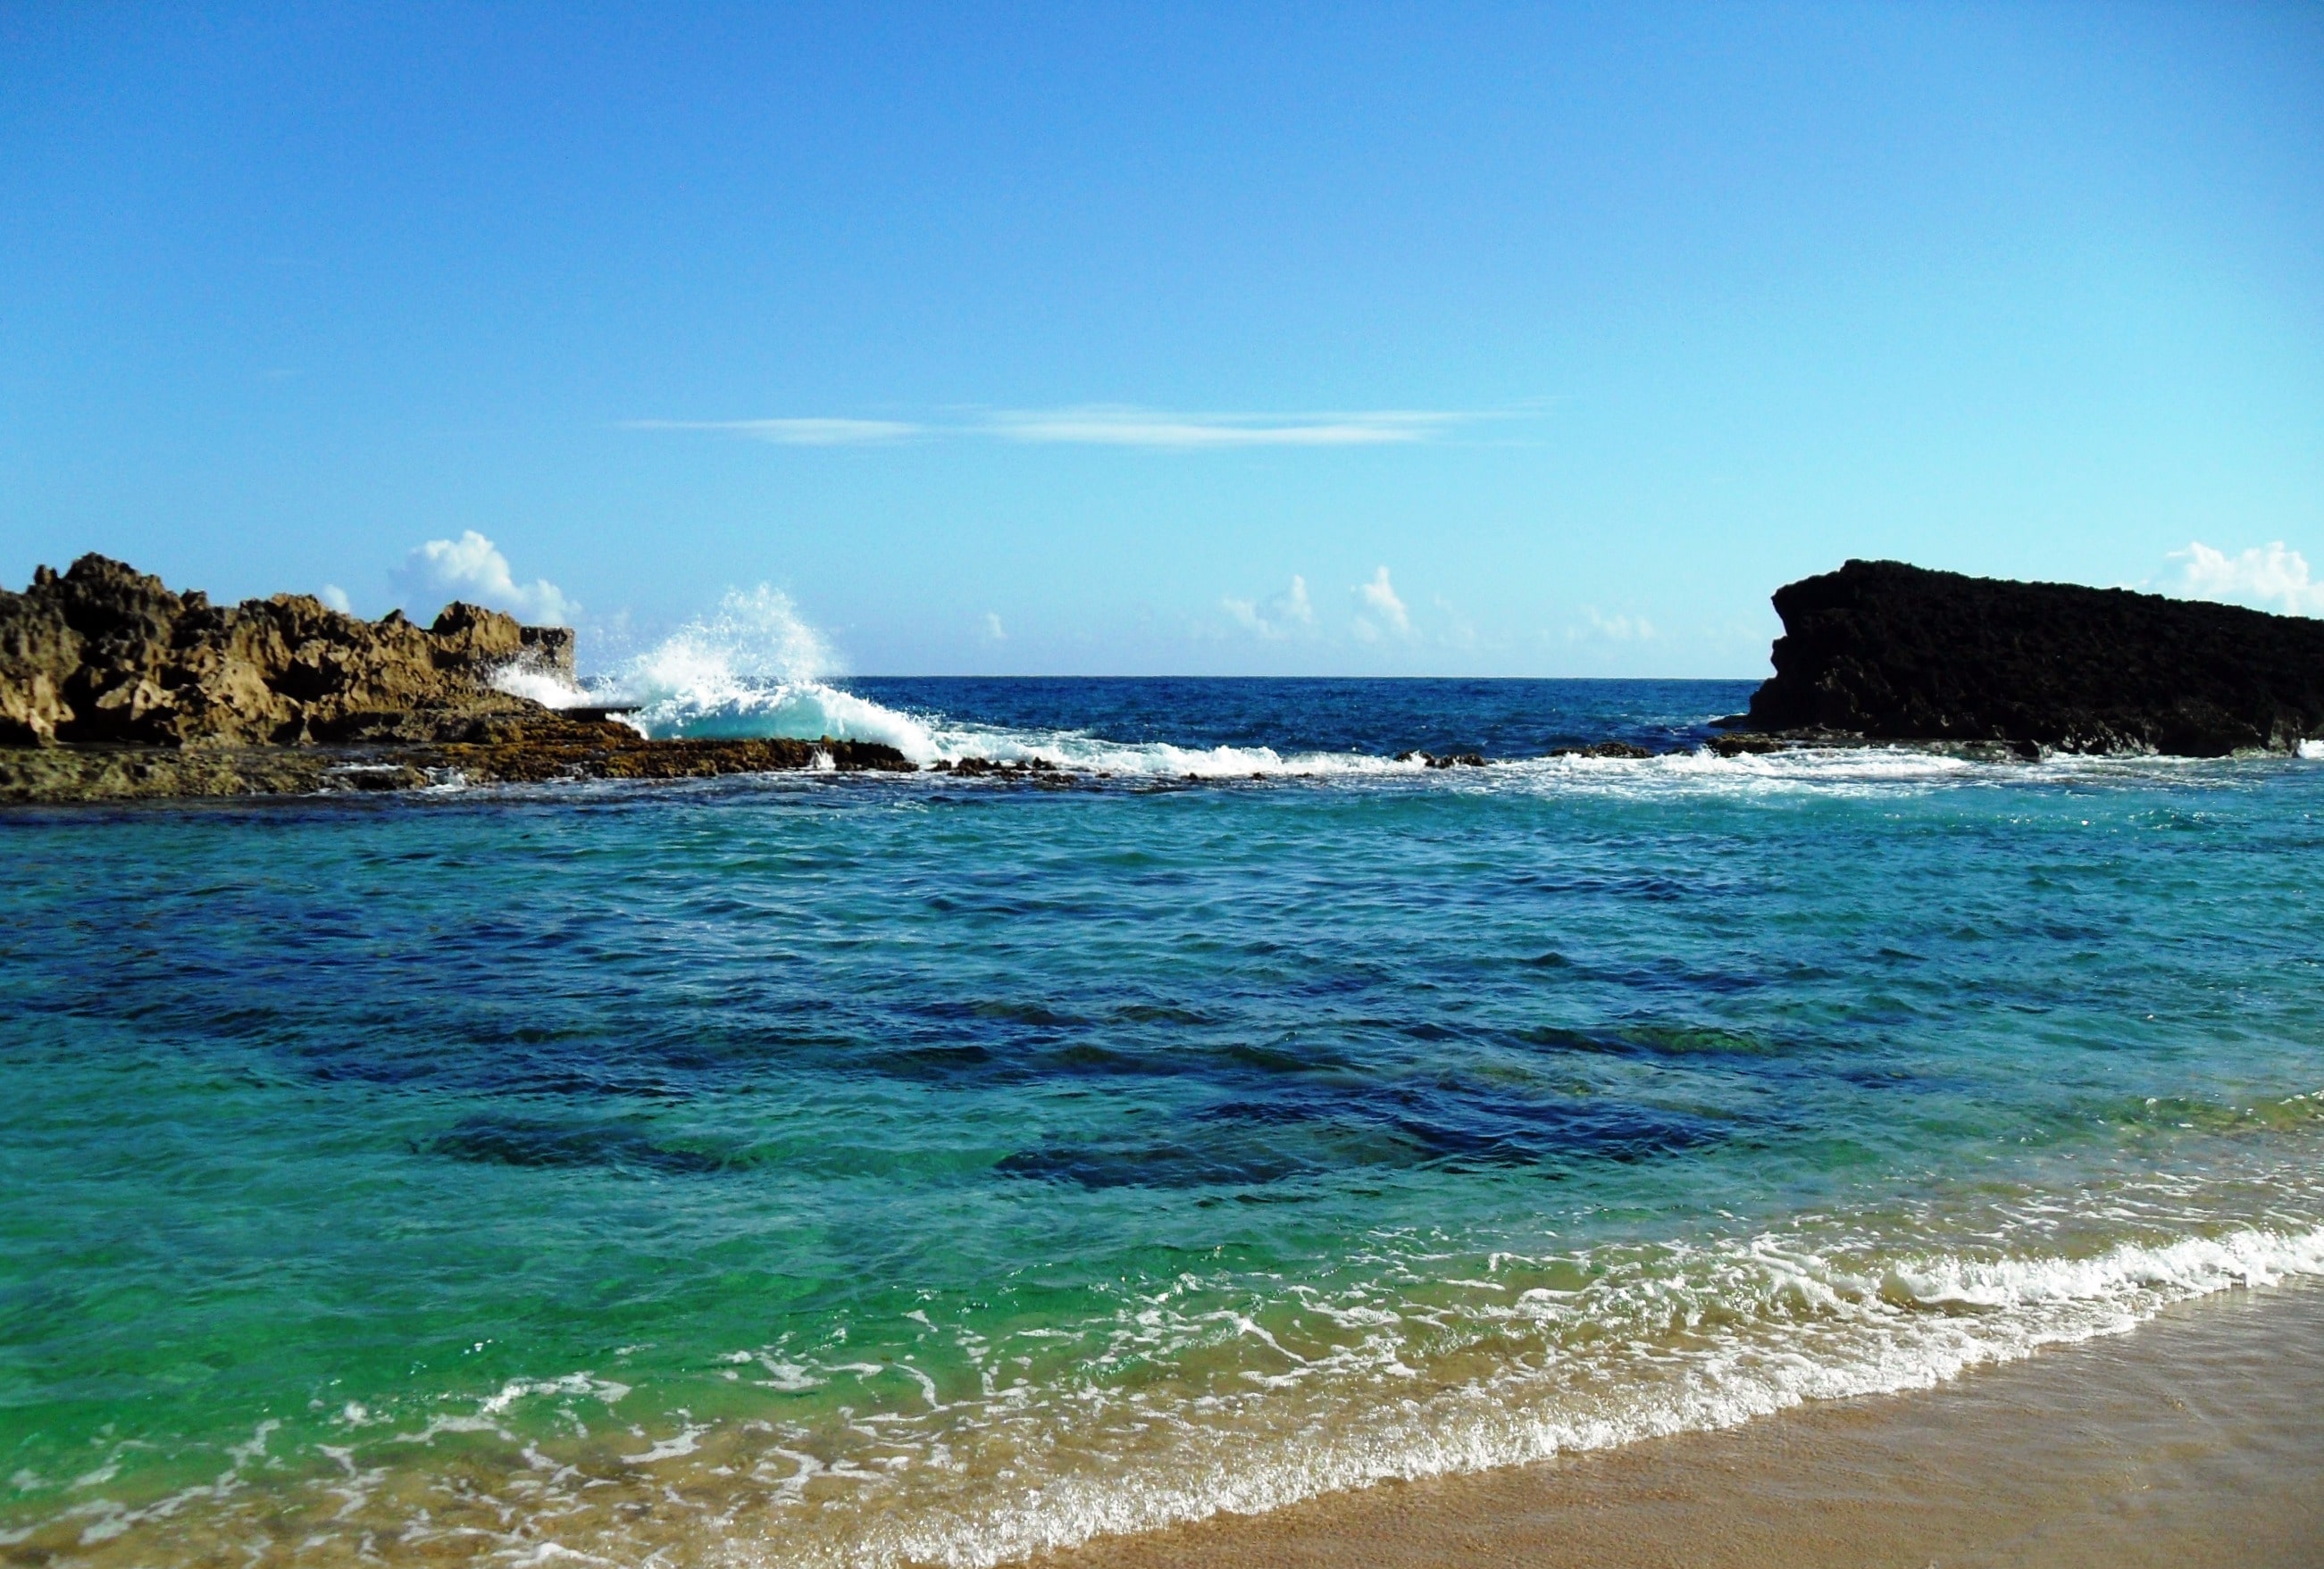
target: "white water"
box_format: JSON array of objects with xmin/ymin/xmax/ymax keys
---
[
  {"xmin": 583, "ymin": 586, "xmax": 951, "ymax": 758},
  {"xmin": 487, "ymin": 660, "xmax": 593, "ymax": 710},
  {"xmin": 834, "ymin": 1214, "xmax": 2324, "ymax": 1566},
  {"xmin": 509, "ymin": 588, "xmax": 2324, "ymax": 788},
  {"xmin": 50, "ymin": 1206, "xmax": 2322, "ymax": 1568},
  {"xmin": 544, "ymin": 587, "xmax": 1428, "ymax": 776}
]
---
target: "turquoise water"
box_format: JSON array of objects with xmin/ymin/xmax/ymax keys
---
[{"xmin": 5, "ymin": 678, "xmax": 2324, "ymax": 1567}]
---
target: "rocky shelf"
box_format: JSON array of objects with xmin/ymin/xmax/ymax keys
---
[{"xmin": 0, "ymin": 729, "xmax": 919, "ymax": 804}]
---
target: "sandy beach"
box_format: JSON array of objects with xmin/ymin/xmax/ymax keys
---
[{"xmin": 1041, "ymin": 1279, "xmax": 2324, "ymax": 1569}]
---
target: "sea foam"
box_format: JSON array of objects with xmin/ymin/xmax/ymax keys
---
[
  {"xmin": 580, "ymin": 588, "xmax": 1427, "ymax": 775},
  {"xmin": 854, "ymin": 1219, "xmax": 2324, "ymax": 1569},
  {"xmin": 584, "ymin": 587, "xmax": 944, "ymax": 761}
]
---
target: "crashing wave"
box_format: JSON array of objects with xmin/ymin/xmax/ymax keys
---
[
  {"xmin": 566, "ymin": 588, "xmax": 1422, "ymax": 775},
  {"xmin": 581, "ymin": 586, "xmax": 943, "ymax": 761},
  {"xmin": 488, "ymin": 658, "xmax": 593, "ymax": 711}
]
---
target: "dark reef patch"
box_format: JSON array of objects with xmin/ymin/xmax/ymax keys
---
[{"xmin": 420, "ymin": 1114, "xmax": 731, "ymax": 1175}]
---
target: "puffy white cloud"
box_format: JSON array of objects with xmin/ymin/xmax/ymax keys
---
[
  {"xmin": 2172, "ymin": 541, "xmax": 2324, "ymax": 616},
  {"xmin": 1223, "ymin": 575, "xmax": 1317, "ymax": 639},
  {"xmin": 395, "ymin": 531, "xmax": 578, "ymax": 626},
  {"xmin": 1352, "ymin": 566, "xmax": 1411, "ymax": 640},
  {"xmin": 319, "ymin": 584, "xmax": 353, "ymax": 613}
]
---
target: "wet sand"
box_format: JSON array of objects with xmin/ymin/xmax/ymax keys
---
[{"xmin": 1037, "ymin": 1280, "xmax": 2324, "ymax": 1569}]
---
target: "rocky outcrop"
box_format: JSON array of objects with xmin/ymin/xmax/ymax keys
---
[
  {"xmin": 1745, "ymin": 560, "xmax": 2324, "ymax": 756},
  {"xmin": 0, "ymin": 554, "xmax": 574, "ymax": 747},
  {"xmin": 0, "ymin": 555, "xmax": 932, "ymax": 802}
]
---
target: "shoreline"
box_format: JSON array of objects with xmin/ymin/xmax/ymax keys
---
[{"xmin": 1033, "ymin": 1277, "xmax": 2324, "ymax": 1569}]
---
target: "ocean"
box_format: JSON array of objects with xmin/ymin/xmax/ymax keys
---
[{"xmin": 5, "ymin": 672, "xmax": 2323, "ymax": 1568}]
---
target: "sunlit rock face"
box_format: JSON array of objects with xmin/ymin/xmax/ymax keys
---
[{"xmin": 0, "ymin": 554, "xmax": 569, "ymax": 747}]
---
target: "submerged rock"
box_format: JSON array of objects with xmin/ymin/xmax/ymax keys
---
[
  {"xmin": 1745, "ymin": 560, "xmax": 2324, "ymax": 756},
  {"xmin": 935, "ymin": 755, "xmax": 1063, "ymax": 778},
  {"xmin": 1550, "ymin": 740, "xmax": 1653, "ymax": 760},
  {"xmin": 1707, "ymin": 733, "xmax": 1793, "ymax": 758}
]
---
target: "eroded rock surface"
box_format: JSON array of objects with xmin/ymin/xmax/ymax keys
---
[
  {"xmin": 0, "ymin": 554, "xmax": 574, "ymax": 747},
  {"xmin": 0, "ymin": 555, "xmax": 931, "ymax": 801},
  {"xmin": 1745, "ymin": 560, "xmax": 2324, "ymax": 755}
]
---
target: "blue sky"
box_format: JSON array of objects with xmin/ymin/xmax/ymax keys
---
[{"xmin": 3, "ymin": 3, "xmax": 2320, "ymax": 675}]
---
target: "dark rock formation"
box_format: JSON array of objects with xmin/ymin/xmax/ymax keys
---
[
  {"xmin": 0, "ymin": 554, "xmax": 572, "ymax": 747},
  {"xmin": 1550, "ymin": 740, "xmax": 1653, "ymax": 760},
  {"xmin": 1707, "ymin": 733, "xmax": 1795, "ymax": 758},
  {"xmin": 1745, "ymin": 560, "xmax": 2324, "ymax": 756},
  {"xmin": 928, "ymin": 755, "xmax": 1081, "ymax": 788},
  {"xmin": 934, "ymin": 755, "xmax": 1060, "ymax": 777}
]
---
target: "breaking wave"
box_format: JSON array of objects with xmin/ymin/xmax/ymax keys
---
[
  {"xmin": 566, "ymin": 588, "xmax": 1422, "ymax": 775},
  {"xmin": 582, "ymin": 586, "xmax": 944, "ymax": 758},
  {"xmin": 486, "ymin": 660, "xmax": 592, "ymax": 710}
]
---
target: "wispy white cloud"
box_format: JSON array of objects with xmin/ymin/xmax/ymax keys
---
[
  {"xmin": 623, "ymin": 417, "xmax": 921, "ymax": 446},
  {"xmin": 1222, "ymin": 575, "xmax": 1317, "ymax": 639},
  {"xmin": 2172, "ymin": 541, "xmax": 2324, "ymax": 616},
  {"xmin": 987, "ymin": 406, "xmax": 1459, "ymax": 448},
  {"xmin": 1352, "ymin": 566, "xmax": 1411, "ymax": 642},
  {"xmin": 628, "ymin": 405, "xmax": 1484, "ymax": 451},
  {"xmin": 319, "ymin": 583, "xmax": 353, "ymax": 614},
  {"xmin": 1433, "ymin": 594, "xmax": 1477, "ymax": 651},
  {"xmin": 983, "ymin": 612, "xmax": 1007, "ymax": 642},
  {"xmin": 394, "ymin": 530, "xmax": 578, "ymax": 626},
  {"xmin": 1567, "ymin": 606, "xmax": 1654, "ymax": 643}
]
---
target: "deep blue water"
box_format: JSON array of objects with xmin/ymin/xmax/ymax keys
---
[
  {"xmin": 4, "ymin": 678, "xmax": 2322, "ymax": 1568},
  {"xmin": 844, "ymin": 676, "xmax": 1745, "ymax": 756}
]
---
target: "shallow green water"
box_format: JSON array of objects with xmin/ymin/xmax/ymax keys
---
[{"xmin": 4, "ymin": 680, "xmax": 2322, "ymax": 1565}]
